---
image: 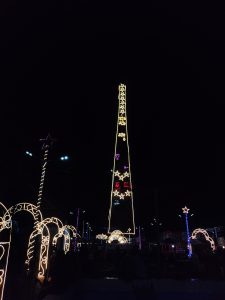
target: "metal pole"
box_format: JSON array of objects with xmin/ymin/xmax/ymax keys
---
[
  {"xmin": 138, "ymin": 226, "xmax": 142, "ymax": 250},
  {"xmin": 74, "ymin": 208, "xmax": 80, "ymax": 252}
]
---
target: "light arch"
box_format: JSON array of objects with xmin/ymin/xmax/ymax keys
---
[
  {"xmin": 108, "ymin": 230, "xmax": 128, "ymax": 244},
  {"xmin": 191, "ymin": 228, "xmax": 216, "ymax": 251},
  {"xmin": 0, "ymin": 202, "xmax": 12, "ymax": 300}
]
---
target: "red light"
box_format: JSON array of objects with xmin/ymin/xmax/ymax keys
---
[
  {"xmin": 124, "ymin": 182, "xmax": 130, "ymax": 188},
  {"xmin": 115, "ymin": 182, "xmax": 120, "ymax": 189}
]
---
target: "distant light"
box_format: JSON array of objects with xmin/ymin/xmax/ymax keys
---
[
  {"xmin": 25, "ymin": 151, "xmax": 33, "ymax": 157},
  {"xmin": 60, "ymin": 155, "xmax": 69, "ymax": 161},
  {"xmin": 171, "ymin": 244, "xmax": 175, "ymax": 248},
  {"xmin": 191, "ymin": 214, "xmax": 194, "ymax": 217},
  {"xmin": 69, "ymin": 211, "xmax": 74, "ymax": 215},
  {"xmin": 223, "ymin": 246, "xmax": 225, "ymax": 249}
]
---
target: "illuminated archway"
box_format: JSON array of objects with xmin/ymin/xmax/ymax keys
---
[
  {"xmin": 26, "ymin": 217, "xmax": 63, "ymax": 280},
  {"xmin": 191, "ymin": 228, "xmax": 215, "ymax": 251},
  {"xmin": 0, "ymin": 202, "xmax": 12, "ymax": 300},
  {"xmin": 27, "ymin": 217, "xmax": 78, "ymax": 280},
  {"xmin": 108, "ymin": 230, "xmax": 128, "ymax": 244},
  {"xmin": 53, "ymin": 225, "xmax": 78, "ymax": 254},
  {"xmin": 3, "ymin": 203, "xmax": 43, "ymax": 273}
]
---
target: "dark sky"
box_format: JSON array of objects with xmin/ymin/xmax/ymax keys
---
[{"xmin": 1, "ymin": 1, "xmax": 225, "ymax": 231}]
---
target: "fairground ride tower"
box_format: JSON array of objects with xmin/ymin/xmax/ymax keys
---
[{"xmin": 108, "ymin": 84, "xmax": 135, "ymax": 236}]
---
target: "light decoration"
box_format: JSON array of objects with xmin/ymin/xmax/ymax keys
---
[
  {"xmin": 108, "ymin": 84, "xmax": 135, "ymax": 235},
  {"xmin": 53, "ymin": 225, "xmax": 79, "ymax": 254},
  {"xmin": 27, "ymin": 217, "xmax": 78, "ymax": 279},
  {"xmin": 118, "ymin": 132, "xmax": 126, "ymax": 141},
  {"xmin": 34, "ymin": 135, "xmax": 53, "ymax": 225},
  {"xmin": 115, "ymin": 154, "xmax": 120, "ymax": 160},
  {"xmin": 191, "ymin": 228, "xmax": 216, "ymax": 252},
  {"xmin": 114, "ymin": 170, "xmax": 130, "ymax": 181},
  {"xmin": 2, "ymin": 203, "xmax": 43, "ymax": 275},
  {"xmin": 27, "ymin": 217, "xmax": 62, "ymax": 278},
  {"xmin": 108, "ymin": 230, "xmax": 128, "ymax": 244},
  {"xmin": 0, "ymin": 201, "xmax": 77, "ymax": 295},
  {"xmin": 96, "ymin": 234, "xmax": 108, "ymax": 240},
  {"xmin": 112, "ymin": 189, "xmax": 131, "ymax": 199},
  {"xmin": 0, "ymin": 202, "xmax": 12, "ymax": 300},
  {"xmin": 182, "ymin": 206, "xmax": 192, "ymax": 258}
]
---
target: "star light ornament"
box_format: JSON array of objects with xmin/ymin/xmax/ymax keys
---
[
  {"xmin": 113, "ymin": 190, "xmax": 120, "ymax": 197},
  {"xmin": 125, "ymin": 190, "xmax": 132, "ymax": 197},
  {"xmin": 182, "ymin": 206, "xmax": 190, "ymax": 214},
  {"xmin": 182, "ymin": 206, "xmax": 192, "ymax": 258},
  {"xmin": 112, "ymin": 190, "xmax": 131, "ymax": 199},
  {"xmin": 114, "ymin": 170, "xmax": 130, "ymax": 181}
]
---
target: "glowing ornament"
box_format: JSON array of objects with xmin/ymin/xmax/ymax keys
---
[{"xmin": 182, "ymin": 206, "xmax": 190, "ymax": 214}]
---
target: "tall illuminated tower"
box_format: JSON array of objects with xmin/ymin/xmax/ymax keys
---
[
  {"xmin": 182, "ymin": 206, "xmax": 192, "ymax": 258},
  {"xmin": 108, "ymin": 84, "xmax": 135, "ymax": 235}
]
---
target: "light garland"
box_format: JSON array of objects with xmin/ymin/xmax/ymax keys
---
[
  {"xmin": 35, "ymin": 134, "xmax": 55, "ymax": 225},
  {"xmin": 108, "ymin": 84, "xmax": 135, "ymax": 235},
  {"xmin": 191, "ymin": 228, "xmax": 216, "ymax": 251}
]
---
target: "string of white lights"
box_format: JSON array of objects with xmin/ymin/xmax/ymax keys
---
[
  {"xmin": 108, "ymin": 84, "xmax": 135, "ymax": 235},
  {"xmin": 191, "ymin": 228, "xmax": 215, "ymax": 251}
]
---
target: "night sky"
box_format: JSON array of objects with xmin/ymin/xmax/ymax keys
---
[{"xmin": 1, "ymin": 1, "xmax": 225, "ymax": 231}]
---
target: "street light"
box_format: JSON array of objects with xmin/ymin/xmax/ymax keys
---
[
  {"xmin": 60, "ymin": 155, "xmax": 69, "ymax": 161},
  {"xmin": 25, "ymin": 151, "xmax": 33, "ymax": 157}
]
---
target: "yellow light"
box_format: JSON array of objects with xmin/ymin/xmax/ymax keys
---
[
  {"xmin": 182, "ymin": 206, "xmax": 190, "ymax": 214},
  {"xmin": 96, "ymin": 234, "xmax": 108, "ymax": 240},
  {"xmin": 191, "ymin": 228, "xmax": 216, "ymax": 251},
  {"xmin": 118, "ymin": 132, "xmax": 126, "ymax": 141},
  {"xmin": 108, "ymin": 84, "xmax": 135, "ymax": 236},
  {"xmin": 108, "ymin": 230, "xmax": 128, "ymax": 244}
]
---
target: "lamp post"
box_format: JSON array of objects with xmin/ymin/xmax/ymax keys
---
[{"xmin": 182, "ymin": 206, "xmax": 192, "ymax": 258}]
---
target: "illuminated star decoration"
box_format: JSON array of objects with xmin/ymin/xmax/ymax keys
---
[
  {"xmin": 112, "ymin": 190, "xmax": 131, "ymax": 199},
  {"xmin": 125, "ymin": 190, "xmax": 131, "ymax": 197},
  {"xmin": 114, "ymin": 170, "xmax": 130, "ymax": 181},
  {"xmin": 113, "ymin": 190, "xmax": 120, "ymax": 196},
  {"xmin": 39, "ymin": 133, "xmax": 56, "ymax": 150},
  {"xmin": 182, "ymin": 206, "xmax": 190, "ymax": 214}
]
